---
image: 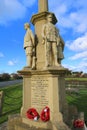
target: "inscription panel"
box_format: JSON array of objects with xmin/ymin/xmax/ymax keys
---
[{"xmin": 31, "ymin": 76, "xmax": 49, "ymax": 109}]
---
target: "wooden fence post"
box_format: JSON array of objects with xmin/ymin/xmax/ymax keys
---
[{"xmin": 0, "ymin": 91, "xmax": 4, "ymax": 115}]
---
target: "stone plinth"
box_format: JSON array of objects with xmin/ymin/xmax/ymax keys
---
[
  {"xmin": 7, "ymin": 67, "xmax": 70, "ymax": 130},
  {"xmin": 7, "ymin": 114, "xmax": 71, "ymax": 130},
  {"xmin": 19, "ymin": 67, "xmax": 67, "ymax": 121}
]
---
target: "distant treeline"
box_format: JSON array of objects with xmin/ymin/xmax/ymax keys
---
[
  {"xmin": 65, "ymin": 71, "xmax": 87, "ymax": 78},
  {"xmin": 0, "ymin": 73, "xmax": 22, "ymax": 81}
]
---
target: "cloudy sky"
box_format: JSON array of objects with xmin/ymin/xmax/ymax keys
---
[{"xmin": 0, "ymin": 0, "xmax": 87, "ymax": 73}]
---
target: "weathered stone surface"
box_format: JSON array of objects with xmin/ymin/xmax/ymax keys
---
[
  {"xmin": 0, "ymin": 122, "xmax": 7, "ymax": 130},
  {"xmin": 7, "ymin": 114, "xmax": 22, "ymax": 130},
  {"xmin": 7, "ymin": 114, "xmax": 71, "ymax": 130},
  {"xmin": 38, "ymin": 0, "xmax": 48, "ymax": 12}
]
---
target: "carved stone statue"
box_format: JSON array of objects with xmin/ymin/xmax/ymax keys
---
[
  {"xmin": 24, "ymin": 23, "xmax": 36, "ymax": 69},
  {"xmin": 57, "ymin": 35, "xmax": 64, "ymax": 64},
  {"xmin": 42, "ymin": 14, "xmax": 61, "ymax": 67}
]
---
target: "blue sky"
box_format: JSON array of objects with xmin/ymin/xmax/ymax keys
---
[{"xmin": 0, "ymin": 0, "xmax": 87, "ymax": 74}]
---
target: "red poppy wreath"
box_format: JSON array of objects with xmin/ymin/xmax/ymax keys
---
[
  {"xmin": 26, "ymin": 108, "xmax": 39, "ymax": 121},
  {"xmin": 40, "ymin": 106, "xmax": 50, "ymax": 122},
  {"xmin": 73, "ymin": 119, "xmax": 84, "ymax": 128}
]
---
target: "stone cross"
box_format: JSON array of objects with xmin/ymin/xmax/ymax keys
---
[{"xmin": 38, "ymin": 0, "xmax": 48, "ymax": 12}]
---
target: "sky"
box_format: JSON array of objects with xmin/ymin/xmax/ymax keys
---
[{"xmin": 0, "ymin": 0, "xmax": 87, "ymax": 74}]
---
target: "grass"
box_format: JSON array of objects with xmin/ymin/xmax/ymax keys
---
[
  {"xmin": 0, "ymin": 83, "xmax": 22, "ymax": 124},
  {"xmin": 65, "ymin": 77, "xmax": 87, "ymax": 81},
  {"xmin": 66, "ymin": 89, "xmax": 87, "ymax": 122}
]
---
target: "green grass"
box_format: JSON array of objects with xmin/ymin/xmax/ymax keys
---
[
  {"xmin": 66, "ymin": 89, "xmax": 87, "ymax": 122},
  {"xmin": 65, "ymin": 77, "xmax": 87, "ymax": 81},
  {"xmin": 0, "ymin": 84, "xmax": 22, "ymax": 124}
]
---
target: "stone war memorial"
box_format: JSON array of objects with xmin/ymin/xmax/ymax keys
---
[{"xmin": 7, "ymin": 0, "xmax": 76, "ymax": 130}]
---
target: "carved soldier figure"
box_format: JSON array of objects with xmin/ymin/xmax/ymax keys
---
[
  {"xmin": 24, "ymin": 23, "xmax": 36, "ymax": 69},
  {"xmin": 57, "ymin": 35, "xmax": 64, "ymax": 64},
  {"xmin": 42, "ymin": 14, "xmax": 60, "ymax": 67}
]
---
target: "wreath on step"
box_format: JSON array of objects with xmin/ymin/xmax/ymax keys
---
[
  {"xmin": 73, "ymin": 119, "xmax": 84, "ymax": 128},
  {"xmin": 26, "ymin": 108, "xmax": 39, "ymax": 121},
  {"xmin": 26, "ymin": 106, "xmax": 50, "ymax": 122}
]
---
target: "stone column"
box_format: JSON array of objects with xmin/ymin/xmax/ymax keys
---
[{"xmin": 38, "ymin": 0, "xmax": 48, "ymax": 12}]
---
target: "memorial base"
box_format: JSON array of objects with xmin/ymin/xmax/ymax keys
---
[
  {"xmin": 7, "ymin": 67, "xmax": 71, "ymax": 130},
  {"xmin": 7, "ymin": 114, "xmax": 71, "ymax": 130}
]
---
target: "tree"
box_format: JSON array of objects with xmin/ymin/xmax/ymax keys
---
[
  {"xmin": 11, "ymin": 73, "xmax": 23, "ymax": 80},
  {"xmin": 1, "ymin": 73, "xmax": 10, "ymax": 81}
]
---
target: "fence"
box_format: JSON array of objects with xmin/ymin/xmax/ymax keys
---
[
  {"xmin": 0, "ymin": 85, "xmax": 22, "ymax": 124},
  {"xmin": 0, "ymin": 91, "xmax": 4, "ymax": 115},
  {"xmin": 65, "ymin": 80, "xmax": 87, "ymax": 88}
]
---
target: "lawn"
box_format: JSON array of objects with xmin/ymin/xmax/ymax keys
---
[
  {"xmin": 0, "ymin": 83, "xmax": 22, "ymax": 124},
  {"xmin": 65, "ymin": 77, "xmax": 87, "ymax": 81},
  {"xmin": 66, "ymin": 89, "xmax": 87, "ymax": 122}
]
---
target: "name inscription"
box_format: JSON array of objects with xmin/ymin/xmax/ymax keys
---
[{"xmin": 31, "ymin": 76, "xmax": 49, "ymax": 109}]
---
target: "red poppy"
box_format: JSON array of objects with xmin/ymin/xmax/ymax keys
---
[
  {"xmin": 26, "ymin": 108, "xmax": 39, "ymax": 121},
  {"xmin": 73, "ymin": 119, "xmax": 84, "ymax": 128},
  {"xmin": 40, "ymin": 106, "xmax": 50, "ymax": 122}
]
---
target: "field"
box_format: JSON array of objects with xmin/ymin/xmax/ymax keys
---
[
  {"xmin": 66, "ymin": 89, "xmax": 87, "ymax": 123},
  {"xmin": 0, "ymin": 80, "xmax": 87, "ymax": 125},
  {"xmin": 0, "ymin": 84, "xmax": 22, "ymax": 124},
  {"xmin": 65, "ymin": 78, "xmax": 87, "ymax": 81}
]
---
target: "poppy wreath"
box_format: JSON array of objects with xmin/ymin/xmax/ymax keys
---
[
  {"xmin": 73, "ymin": 119, "xmax": 84, "ymax": 128},
  {"xmin": 40, "ymin": 106, "xmax": 50, "ymax": 122},
  {"xmin": 26, "ymin": 108, "xmax": 40, "ymax": 121}
]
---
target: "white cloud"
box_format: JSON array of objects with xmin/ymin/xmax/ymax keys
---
[
  {"xmin": 83, "ymin": 58, "xmax": 87, "ymax": 61},
  {"xmin": 8, "ymin": 59, "xmax": 18, "ymax": 66},
  {"xmin": 0, "ymin": 52, "xmax": 4, "ymax": 57},
  {"xmin": 63, "ymin": 61, "xmax": 87, "ymax": 73},
  {"xmin": 49, "ymin": 0, "xmax": 87, "ymax": 34},
  {"xmin": 75, "ymin": 61, "xmax": 87, "ymax": 72},
  {"xmin": 0, "ymin": 0, "xmax": 38, "ymax": 25},
  {"xmin": 8, "ymin": 61, "xmax": 15, "ymax": 66},
  {"xmin": 63, "ymin": 64, "xmax": 76, "ymax": 71},
  {"xmin": 0, "ymin": 0, "xmax": 87, "ymax": 33},
  {"xmin": 66, "ymin": 33, "xmax": 87, "ymax": 51},
  {"xmin": 0, "ymin": 0, "xmax": 26, "ymax": 25},
  {"xmin": 69, "ymin": 51, "xmax": 87, "ymax": 60}
]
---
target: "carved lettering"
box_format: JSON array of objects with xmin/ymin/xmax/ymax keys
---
[{"xmin": 31, "ymin": 76, "xmax": 49, "ymax": 109}]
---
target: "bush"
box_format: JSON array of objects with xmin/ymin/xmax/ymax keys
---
[
  {"xmin": 11, "ymin": 73, "xmax": 23, "ymax": 80},
  {"xmin": 1, "ymin": 73, "xmax": 10, "ymax": 81}
]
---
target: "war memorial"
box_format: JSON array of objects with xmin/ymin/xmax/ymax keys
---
[{"xmin": 7, "ymin": 0, "xmax": 85, "ymax": 130}]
